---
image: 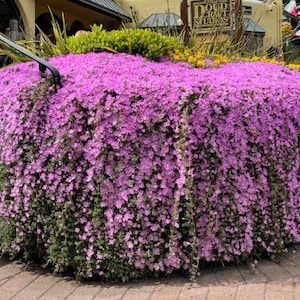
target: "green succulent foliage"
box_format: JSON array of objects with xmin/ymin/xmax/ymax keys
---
[
  {"xmin": 67, "ymin": 25, "xmax": 185, "ymax": 61},
  {"xmin": 66, "ymin": 25, "xmax": 107, "ymax": 54}
]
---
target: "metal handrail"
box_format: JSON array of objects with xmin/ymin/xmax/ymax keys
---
[{"xmin": 0, "ymin": 34, "xmax": 62, "ymax": 93}]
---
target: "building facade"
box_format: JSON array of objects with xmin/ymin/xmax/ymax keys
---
[
  {"xmin": 242, "ymin": 0, "xmax": 283, "ymax": 49},
  {"xmin": 1, "ymin": 0, "xmax": 282, "ymax": 50},
  {"xmin": 119, "ymin": 0, "xmax": 283, "ymax": 50},
  {"xmin": 0, "ymin": 0, "xmax": 132, "ymax": 40}
]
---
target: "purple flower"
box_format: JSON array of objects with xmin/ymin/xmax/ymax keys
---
[{"xmin": 0, "ymin": 51, "xmax": 299, "ymax": 281}]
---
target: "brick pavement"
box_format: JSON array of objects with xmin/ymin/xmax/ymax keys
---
[{"xmin": 0, "ymin": 243, "xmax": 299, "ymax": 300}]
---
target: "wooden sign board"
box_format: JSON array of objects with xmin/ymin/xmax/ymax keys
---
[{"xmin": 191, "ymin": 0, "xmax": 233, "ymax": 32}]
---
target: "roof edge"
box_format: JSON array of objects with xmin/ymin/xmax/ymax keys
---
[{"xmin": 68, "ymin": 0, "xmax": 132, "ymax": 23}]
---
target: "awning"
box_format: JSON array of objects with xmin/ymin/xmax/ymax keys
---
[
  {"xmin": 68, "ymin": 0, "xmax": 132, "ymax": 22},
  {"xmin": 140, "ymin": 13, "xmax": 182, "ymax": 28}
]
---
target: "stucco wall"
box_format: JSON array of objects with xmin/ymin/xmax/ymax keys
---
[
  {"xmin": 118, "ymin": 0, "xmax": 180, "ymax": 25},
  {"xmin": 35, "ymin": 2, "xmax": 120, "ymax": 32},
  {"xmin": 15, "ymin": 0, "xmax": 35, "ymax": 39},
  {"xmin": 243, "ymin": 0, "xmax": 282, "ymax": 49},
  {"xmin": 13, "ymin": 0, "xmax": 120, "ymax": 39}
]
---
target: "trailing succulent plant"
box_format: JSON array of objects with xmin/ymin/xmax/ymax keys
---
[{"xmin": 0, "ymin": 52, "xmax": 299, "ymax": 281}]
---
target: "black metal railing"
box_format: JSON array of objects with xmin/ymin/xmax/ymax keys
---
[{"xmin": 0, "ymin": 34, "xmax": 62, "ymax": 93}]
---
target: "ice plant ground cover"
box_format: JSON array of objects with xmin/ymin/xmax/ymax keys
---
[{"xmin": 0, "ymin": 52, "xmax": 299, "ymax": 281}]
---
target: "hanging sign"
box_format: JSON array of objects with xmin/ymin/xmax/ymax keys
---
[{"xmin": 191, "ymin": 0, "xmax": 232, "ymax": 32}]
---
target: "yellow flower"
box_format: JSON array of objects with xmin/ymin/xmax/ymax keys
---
[
  {"xmin": 196, "ymin": 60, "xmax": 206, "ymax": 67},
  {"xmin": 287, "ymin": 64, "xmax": 300, "ymax": 71},
  {"xmin": 281, "ymin": 22, "xmax": 293, "ymax": 37},
  {"xmin": 188, "ymin": 56, "xmax": 195, "ymax": 64}
]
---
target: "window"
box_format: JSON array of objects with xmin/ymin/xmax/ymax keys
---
[
  {"xmin": 0, "ymin": 0, "xmax": 22, "ymax": 35},
  {"xmin": 243, "ymin": 5, "xmax": 252, "ymax": 15}
]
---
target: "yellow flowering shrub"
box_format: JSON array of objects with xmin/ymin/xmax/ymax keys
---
[
  {"xmin": 170, "ymin": 49, "xmax": 235, "ymax": 68},
  {"xmin": 281, "ymin": 22, "xmax": 293, "ymax": 38},
  {"xmin": 287, "ymin": 63, "xmax": 300, "ymax": 71},
  {"xmin": 169, "ymin": 28, "xmax": 300, "ymax": 71},
  {"xmin": 169, "ymin": 49, "xmax": 283, "ymax": 68}
]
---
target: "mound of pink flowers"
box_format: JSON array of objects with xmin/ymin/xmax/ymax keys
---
[{"xmin": 0, "ymin": 52, "xmax": 299, "ymax": 281}]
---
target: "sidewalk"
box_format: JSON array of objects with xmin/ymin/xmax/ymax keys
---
[{"xmin": 0, "ymin": 244, "xmax": 299, "ymax": 300}]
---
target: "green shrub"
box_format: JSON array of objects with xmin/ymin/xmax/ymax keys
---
[{"xmin": 66, "ymin": 25, "xmax": 185, "ymax": 61}]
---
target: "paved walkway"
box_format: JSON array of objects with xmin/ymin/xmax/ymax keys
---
[{"xmin": 0, "ymin": 244, "xmax": 299, "ymax": 300}]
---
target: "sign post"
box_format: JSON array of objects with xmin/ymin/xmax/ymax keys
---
[
  {"xmin": 234, "ymin": 0, "xmax": 243, "ymax": 45},
  {"xmin": 180, "ymin": 0, "xmax": 189, "ymax": 45}
]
